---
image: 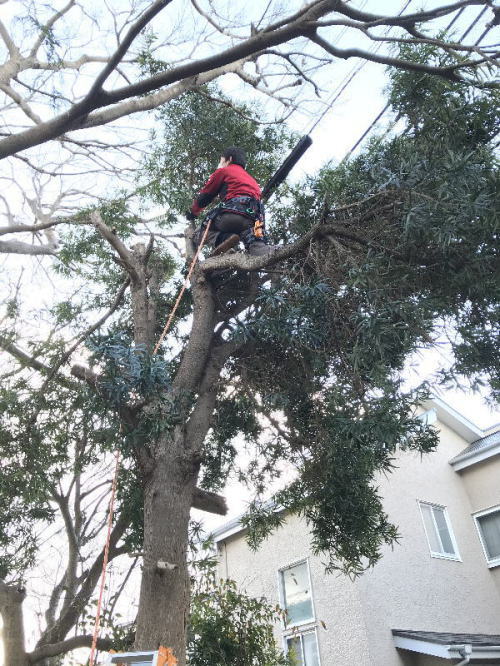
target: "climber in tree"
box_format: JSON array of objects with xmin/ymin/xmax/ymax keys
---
[{"xmin": 186, "ymin": 146, "xmax": 272, "ymax": 256}]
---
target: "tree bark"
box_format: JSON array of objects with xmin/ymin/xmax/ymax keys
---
[
  {"xmin": 134, "ymin": 430, "xmax": 198, "ymax": 665},
  {"xmin": 0, "ymin": 581, "xmax": 29, "ymax": 666}
]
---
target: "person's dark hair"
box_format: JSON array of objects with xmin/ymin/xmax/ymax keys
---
[{"xmin": 222, "ymin": 146, "xmax": 246, "ymax": 168}]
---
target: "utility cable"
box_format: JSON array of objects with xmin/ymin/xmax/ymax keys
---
[
  {"xmin": 340, "ymin": 5, "xmax": 494, "ymax": 162},
  {"xmin": 305, "ymin": 0, "xmax": 414, "ymax": 136}
]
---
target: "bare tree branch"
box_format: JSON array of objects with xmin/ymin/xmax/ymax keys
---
[
  {"xmin": 0, "ymin": 238, "xmax": 57, "ymax": 255},
  {"xmin": 0, "ymin": 1, "xmax": 493, "ymax": 161},
  {"xmin": 91, "ymin": 210, "xmax": 139, "ymax": 282},
  {"xmin": 0, "ymin": 19, "xmax": 18, "ymax": 58},
  {"xmin": 87, "ymin": 0, "xmax": 173, "ymax": 98},
  {"xmin": 29, "ymin": 0, "xmax": 78, "ymax": 59},
  {"xmin": 28, "ymin": 632, "xmax": 113, "ymax": 663}
]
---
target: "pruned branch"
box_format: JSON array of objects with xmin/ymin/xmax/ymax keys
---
[{"xmin": 192, "ymin": 488, "xmax": 227, "ymax": 515}]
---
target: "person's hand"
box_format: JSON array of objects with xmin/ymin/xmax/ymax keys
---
[
  {"xmin": 217, "ymin": 156, "xmax": 230, "ymax": 169},
  {"xmin": 186, "ymin": 210, "xmax": 197, "ymax": 222}
]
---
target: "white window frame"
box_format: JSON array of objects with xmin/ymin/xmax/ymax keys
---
[
  {"xmin": 418, "ymin": 501, "xmax": 461, "ymax": 561},
  {"xmin": 473, "ymin": 504, "xmax": 500, "ymax": 568},
  {"xmin": 284, "ymin": 629, "xmax": 322, "ymax": 666},
  {"xmin": 277, "ymin": 557, "xmax": 316, "ymax": 629}
]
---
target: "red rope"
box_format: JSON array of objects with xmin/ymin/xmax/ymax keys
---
[
  {"xmin": 89, "ymin": 450, "xmax": 120, "ymax": 666},
  {"xmin": 88, "ymin": 222, "xmax": 212, "ymax": 663}
]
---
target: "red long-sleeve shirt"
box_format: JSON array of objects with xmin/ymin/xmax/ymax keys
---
[{"xmin": 190, "ymin": 163, "xmax": 261, "ymax": 217}]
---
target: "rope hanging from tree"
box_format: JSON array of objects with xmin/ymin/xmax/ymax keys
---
[
  {"xmin": 89, "ymin": 450, "xmax": 121, "ymax": 666},
  {"xmin": 88, "ymin": 223, "xmax": 214, "ymax": 665}
]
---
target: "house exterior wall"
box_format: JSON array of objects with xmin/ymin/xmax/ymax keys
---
[
  {"xmin": 457, "ymin": 456, "xmax": 500, "ymax": 594},
  {"xmin": 215, "ymin": 416, "xmax": 500, "ymax": 666},
  {"xmin": 217, "ymin": 514, "xmax": 374, "ymax": 666}
]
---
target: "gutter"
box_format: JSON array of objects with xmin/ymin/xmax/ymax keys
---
[{"xmin": 450, "ymin": 437, "xmax": 500, "ymax": 471}]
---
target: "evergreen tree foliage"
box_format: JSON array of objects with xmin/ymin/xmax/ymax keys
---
[{"xmin": 144, "ymin": 83, "xmax": 295, "ymax": 218}]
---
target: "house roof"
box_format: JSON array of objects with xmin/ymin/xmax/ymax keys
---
[
  {"xmin": 450, "ymin": 429, "xmax": 500, "ymax": 471},
  {"xmin": 393, "ymin": 630, "xmax": 500, "ymax": 646},
  {"xmin": 422, "ymin": 396, "xmax": 483, "ymax": 443},
  {"xmin": 392, "ymin": 630, "xmax": 500, "ymax": 662},
  {"xmin": 211, "ymin": 513, "xmax": 248, "ymax": 543}
]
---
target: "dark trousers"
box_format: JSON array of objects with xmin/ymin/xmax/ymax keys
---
[
  {"xmin": 213, "ymin": 212, "xmax": 253, "ymax": 242},
  {"xmin": 195, "ymin": 212, "xmax": 253, "ymax": 248}
]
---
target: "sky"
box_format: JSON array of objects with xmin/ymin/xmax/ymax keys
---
[{"xmin": 0, "ymin": 0, "xmax": 498, "ymax": 663}]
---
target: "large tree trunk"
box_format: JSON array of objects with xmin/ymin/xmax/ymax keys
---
[
  {"xmin": 0, "ymin": 581, "xmax": 29, "ymax": 666},
  {"xmin": 134, "ymin": 430, "xmax": 198, "ymax": 665}
]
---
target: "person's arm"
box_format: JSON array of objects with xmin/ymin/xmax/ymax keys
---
[{"xmin": 190, "ymin": 168, "xmax": 226, "ymax": 217}]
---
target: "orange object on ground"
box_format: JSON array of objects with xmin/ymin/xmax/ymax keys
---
[{"xmin": 158, "ymin": 646, "xmax": 178, "ymax": 666}]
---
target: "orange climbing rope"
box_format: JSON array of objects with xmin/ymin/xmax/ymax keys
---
[
  {"xmin": 153, "ymin": 219, "xmax": 213, "ymax": 355},
  {"xmin": 89, "ymin": 449, "xmax": 121, "ymax": 666},
  {"xmin": 88, "ymin": 221, "xmax": 212, "ymax": 664}
]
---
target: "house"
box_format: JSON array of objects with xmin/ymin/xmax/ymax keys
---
[{"xmin": 212, "ymin": 398, "xmax": 500, "ymax": 665}]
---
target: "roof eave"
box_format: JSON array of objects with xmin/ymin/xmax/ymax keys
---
[
  {"xmin": 450, "ymin": 441, "xmax": 500, "ymax": 471},
  {"xmin": 424, "ymin": 396, "xmax": 483, "ymax": 444},
  {"xmin": 393, "ymin": 636, "xmax": 500, "ymax": 662}
]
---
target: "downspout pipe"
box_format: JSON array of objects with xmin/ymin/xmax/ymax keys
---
[{"xmin": 455, "ymin": 644, "xmax": 472, "ymax": 665}]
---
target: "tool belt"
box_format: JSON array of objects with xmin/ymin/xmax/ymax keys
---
[{"xmin": 204, "ymin": 196, "xmax": 266, "ymax": 239}]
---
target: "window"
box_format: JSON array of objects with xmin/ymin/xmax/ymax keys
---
[
  {"xmin": 474, "ymin": 506, "xmax": 500, "ymax": 567},
  {"xmin": 279, "ymin": 560, "xmax": 314, "ymax": 626},
  {"xmin": 286, "ymin": 631, "xmax": 320, "ymax": 666},
  {"xmin": 419, "ymin": 502, "xmax": 460, "ymax": 560}
]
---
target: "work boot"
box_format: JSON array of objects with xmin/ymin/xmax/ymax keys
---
[
  {"xmin": 209, "ymin": 234, "xmax": 240, "ymax": 257},
  {"xmin": 240, "ymin": 228, "xmax": 275, "ymax": 257}
]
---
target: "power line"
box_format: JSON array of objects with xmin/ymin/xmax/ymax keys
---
[
  {"xmin": 443, "ymin": 6, "xmax": 465, "ymax": 33},
  {"xmin": 339, "ymin": 5, "xmax": 494, "ymax": 163},
  {"xmin": 305, "ymin": 0, "xmax": 414, "ymax": 136},
  {"xmin": 460, "ymin": 5, "xmax": 489, "ymax": 42}
]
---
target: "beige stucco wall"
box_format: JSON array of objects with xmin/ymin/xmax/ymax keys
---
[
  {"xmin": 457, "ymin": 456, "xmax": 500, "ymax": 513},
  {"xmin": 218, "ymin": 513, "xmax": 374, "ymax": 666},
  {"xmin": 355, "ymin": 419, "xmax": 500, "ymax": 665},
  {"xmin": 457, "ymin": 456, "xmax": 500, "ymax": 594},
  {"xmin": 216, "ymin": 417, "xmax": 500, "ymax": 666}
]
